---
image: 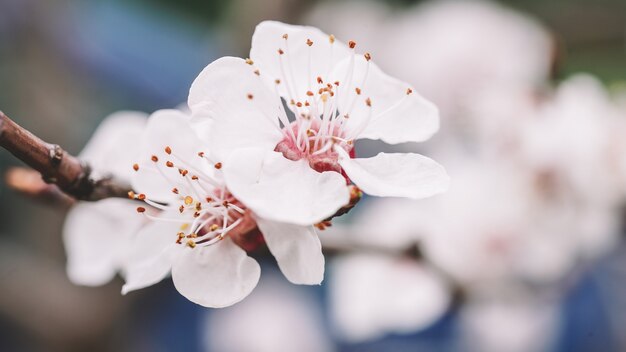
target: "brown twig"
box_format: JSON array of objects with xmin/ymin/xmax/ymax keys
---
[{"xmin": 0, "ymin": 111, "xmax": 130, "ymax": 201}]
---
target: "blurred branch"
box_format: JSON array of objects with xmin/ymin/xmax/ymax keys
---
[{"xmin": 0, "ymin": 111, "xmax": 130, "ymax": 201}]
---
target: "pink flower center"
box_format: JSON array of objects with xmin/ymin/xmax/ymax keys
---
[{"xmin": 275, "ymin": 119, "xmax": 354, "ymax": 173}]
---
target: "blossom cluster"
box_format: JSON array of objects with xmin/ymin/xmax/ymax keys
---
[{"xmin": 63, "ymin": 21, "xmax": 449, "ymax": 307}]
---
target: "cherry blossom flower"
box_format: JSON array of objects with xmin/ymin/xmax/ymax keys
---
[
  {"xmin": 188, "ymin": 21, "xmax": 449, "ymax": 226},
  {"xmin": 63, "ymin": 111, "xmax": 148, "ymax": 286},
  {"xmin": 125, "ymin": 109, "xmax": 326, "ymax": 307}
]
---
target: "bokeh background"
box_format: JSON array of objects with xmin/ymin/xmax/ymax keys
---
[{"xmin": 1, "ymin": 0, "xmax": 625, "ymax": 351}]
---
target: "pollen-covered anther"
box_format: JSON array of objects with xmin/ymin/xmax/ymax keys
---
[
  {"xmin": 186, "ymin": 233, "xmax": 198, "ymax": 238},
  {"xmin": 247, "ymin": 93, "xmax": 254, "ymax": 100},
  {"xmin": 132, "ymin": 163, "xmax": 139, "ymax": 171},
  {"xmin": 151, "ymin": 155, "xmax": 158, "ymax": 162},
  {"xmin": 166, "ymin": 161, "xmax": 174, "ymax": 167},
  {"xmin": 348, "ymin": 40, "xmax": 356, "ymax": 49},
  {"xmin": 282, "ymin": 33, "xmax": 288, "ymax": 39},
  {"xmin": 296, "ymin": 102, "xmax": 303, "ymax": 107},
  {"xmin": 172, "ymin": 187, "xmax": 179, "ymax": 194},
  {"xmin": 127, "ymin": 191, "xmax": 135, "ymax": 199},
  {"xmin": 304, "ymin": 101, "xmax": 310, "ymax": 107},
  {"xmin": 214, "ymin": 162, "xmax": 222, "ymax": 169},
  {"xmin": 184, "ymin": 196, "xmax": 194, "ymax": 205},
  {"xmin": 165, "ymin": 146, "xmax": 172, "ymax": 154},
  {"xmin": 317, "ymin": 76, "xmax": 323, "ymax": 84},
  {"xmin": 186, "ymin": 240, "xmax": 196, "ymax": 248},
  {"xmin": 195, "ymin": 202, "xmax": 202, "ymax": 211},
  {"xmin": 364, "ymin": 52, "xmax": 372, "ymax": 61},
  {"xmin": 137, "ymin": 193, "xmax": 146, "ymax": 201},
  {"xmin": 406, "ymin": 88, "xmax": 413, "ymax": 95},
  {"xmin": 180, "ymin": 169, "xmax": 189, "ymax": 177},
  {"xmin": 306, "ymin": 129, "xmax": 315, "ymax": 137},
  {"xmin": 329, "ymin": 34, "xmax": 335, "ymax": 44},
  {"xmin": 355, "ymin": 87, "xmax": 361, "ymax": 95},
  {"xmin": 209, "ymin": 224, "xmax": 219, "ymax": 232},
  {"xmin": 245, "ymin": 58, "xmax": 254, "ymax": 65},
  {"xmin": 306, "ymin": 38, "xmax": 313, "ymax": 46},
  {"xmin": 278, "ymin": 48, "xmax": 284, "ymax": 55},
  {"xmin": 366, "ymin": 97, "xmax": 372, "ymax": 107},
  {"xmin": 306, "ymin": 90, "xmax": 314, "ymax": 96},
  {"xmin": 136, "ymin": 207, "xmax": 146, "ymax": 213}
]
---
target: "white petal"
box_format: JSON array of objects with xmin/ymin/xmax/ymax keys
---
[
  {"xmin": 171, "ymin": 238, "xmax": 260, "ymax": 308},
  {"xmin": 332, "ymin": 56, "xmax": 439, "ymax": 144},
  {"xmin": 223, "ymin": 148, "xmax": 350, "ymax": 226},
  {"xmin": 256, "ymin": 217, "xmax": 324, "ymax": 285},
  {"xmin": 131, "ymin": 109, "xmax": 208, "ymax": 203},
  {"xmin": 79, "ymin": 111, "xmax": 148, "ymax": 183},
  {"xmin": 250, "ymin": 21, "xmax": 351, "ymax": 103},
  {"xmin": 63, "ymin": 199, "xmax": 143, "ymax": 286},
  {"xmin": 121, "ymin": 211, "xmax": 184, "ymax": 294},
  {"xmin": 338, "ymin": 149, "xmax": 449, "ymax": 199},
  {"xmin": 188, "ymin": 56, "xmax": 283, "ymax": 161}
]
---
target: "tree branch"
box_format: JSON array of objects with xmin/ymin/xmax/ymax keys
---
[{"xmin": 0, "ymin": 111, "xmax": 130, "ymax": 201}]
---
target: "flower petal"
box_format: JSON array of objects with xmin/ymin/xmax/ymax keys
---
[
  {"xmin": 121, "ymin": 211, "xmax": 184, "ymax": 294},
  {"xmin": 256, "ymin": 217, "xmax": 324, "ymax": 285},
  {"xmin": 223, "ymin": 148, "xmax": 350, "ymax": 225},
  {"xmin": 188, "ymin": 56, "xmax": 283, "ymax": 161},
  {"xmin": 250, "ymin": 21, "xmax": 351, "ymax": 103},
  {"xmin": 79, "ymin": 111, "xmax": 148, "ymax": 183},
  {"xmin": 337, "ymin": 149, "xmax": 450, "ymax": 199},
  {"xmin": 332, "ymin": 56, "xmax": 439, "ymax": 144},
  {"xmin": 131, "ymin": 109, "xmax": 209, "ymax": 203},
  {"xmin": 171, "ymin": 238, "xmax": 260, "ymax": 308},
  {"xmin": 63, "ymin": 199, "xmax": 143, "ymax": 286}
]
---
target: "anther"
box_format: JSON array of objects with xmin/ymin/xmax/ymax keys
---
[
  {"xmin": 278, "ymin": 48, "xmax": 284, "ymax": 55},
  {"xmin": 133, "ymin": 163, "xmax": 139, "ymax": 171},
  {"xmin": 179, "ymin": 205, "xmax": 185, "ymax": 213},
  {"xmin": 137, "ymin": 193, "xmax": 146, "ymax": 201},
  {"xmin": 193, "ymin": 212, "xmax": 201, "ymax": 218},
  {"xmin": 214, "ymin": 162, "xmax": 222, "ymax": 169},
  {"xmin": 366, "ymin": 98, "xmax": 372, "ymax": 107},
  {"xmin": 195, "ymin": 202, "xmax": 202, "ymax": 211},
  {"xmin": 329, "ymin": 34, "xmax": 335, "ymax": 44},
  {"xmin": 191, "ymin": 175, "xmax": 199, "ymax": 180},
  {"xmin": 151, "ymin": 155, "xmax": 158, "ymax": 162},
  {"xmin": 317, "ymin": 76, "xmax": 323, "ymax": 84},
  {"xmin": 247, "ymin": 93, "xmax": 254, "ymax": 100},
  {"xmin": 172, "ymin": 188, "xmax": 179, "ymax": 194},
  {"xmin": 166, "ymin": 161, "xmax": 174, "ymax": 167},
  {"xmin": 348, "ymin": 40, "xmax": 356, "ymax": 49},
  {"xmin": 180, "ymin": 169, "xmax": 189, "ymax": 177},
  {"xmin": 275, "ymin": 79, "xmax": 281, "ymax": 85},
  {"xmin": 136, "ymin": 207, "xmax": 146, "ymax": 213},
  {"xmin": 296, "ymin": 102, "xmax": 303, "ymax": 107},
  {"xmin": 245, "ymin": 58, "xmax": 254, "ymax": 65},
  {"xmin": 184, "ymin": 196, "xmax": 194, "ymax": 205},
  {"xmin": 306, "ymin": 90, "xmax": 314, "ymax": 96},
  {"xmin": 254, "ymin": 69, "xmax": 260, "ymax": 76},
  {"xmin": 306, "ymin": 38, "xmax": 313, "ymax": 46},
  {"xmin": 209, "ymin": 224, "xmax": 219, "ymax": 232},
  {"xmin": 186, "ymin": 240, "xmax": 196, "ymax": 248},
  {"xmin": 334, "ymin": 81, "xmax": 340, "ymax": 86},
  {"xmin": 406, "ymin": 88, "xmax": 413, "ymax": 95},
  {"xmin": 364, "ymin": 52, "xmax": 372, "ymax": 61},
  {"xmin": 355, "ymin": 87, "xmax": 361, "ymax": 95},
  {"xmin": 165, "ymin": 146, "xmax": 172, "ymax": 154},
  {"xmin": 282, "ymin": 33, "xmax": 288, "ymax": 39},
  {"xmin": 197, "ymin": 151, "xmax": 205, "ymax": 158},
  {"xmin": 128, "ymin": 191, "xmax": 135, "ymax": 199}
]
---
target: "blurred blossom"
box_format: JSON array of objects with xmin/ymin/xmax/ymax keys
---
[
  {"xmin": 329, "ymin": 254, "xmax": 450, "ymax": 342},
  {"xmin": 459, "ymin": 290, "xmax": 561, "ymax": 352},
  {"xmin": 202, "ymin": 269, "xmax": 333, "ymax": 352},
  {"xmin": 307, "ymin": 0, "xmax": 553, "ymax": 125},
  {"xmin": 64, "ymin": 111, "xmax": 148, "ymax": 286}
]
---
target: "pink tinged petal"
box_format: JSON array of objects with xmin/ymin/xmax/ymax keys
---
[
  {"xmin": 332, "ymin": 56, "xmax": 440, "ymax": 144},
  {"xmin": 250, "ymin": 21, "xmax": 351, "ymax": 103},
  {"xmin": 188, "ymin": 56, "xmax": 283, "ymax": 161},
  {"xmin": 79, "ymin": 111, "xmax": 148, "ymax": 183},
  {"xmin": 131, "ymin": 109, "xmax": 207, "ymax": 203},
  {"xmin": 63, "ymin": 199, "xmax": 143, "ymax": 286},
  {"xmin": 256, "ymin": 217, "xmax": 324, "ymax": 285},
  {"xmin": 171, "ymin": 238, "xmax": 260, "ymax": 308},
  {"xmin": 121, "ymin": 211, "xmax": 184, "ymax": 294},
  {"xmin": 222, "ymin": 148, "xmax": 351, "ymax": 226},
  {"xmin": 337, "ymin": 149, "xmax": 450, "ymax": 199}
]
